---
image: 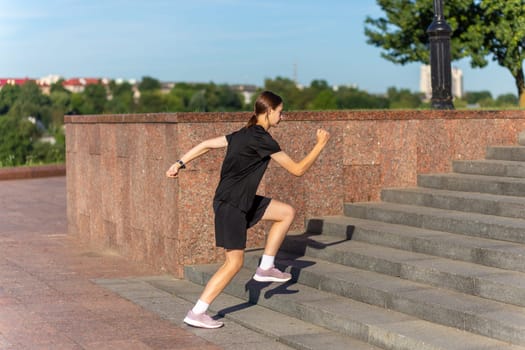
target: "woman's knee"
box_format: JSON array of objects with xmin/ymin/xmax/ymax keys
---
[
  {"xmin": 283, "ymin": 203, "xmax": 296, "ymax": 222},
  {"xmin": 263, "ymin": 200, "xmax": 296, "ymax": 222},
  {"xmin": 225, "ymin": 250, "xmax": 244, "ymax": 272}
]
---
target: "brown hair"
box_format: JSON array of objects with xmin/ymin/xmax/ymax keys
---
[{"xmin": 245, "ymin": 90, "xmax": 283, "ymax": 128}]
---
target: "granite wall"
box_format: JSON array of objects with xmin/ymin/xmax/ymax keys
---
[
  {"xmin": 65, "ymin": 110, "xmax": 525, "ymax": 277},
  {"xmin": 0, "ymin": 164, "xmax": 66, "ymax": 181}
]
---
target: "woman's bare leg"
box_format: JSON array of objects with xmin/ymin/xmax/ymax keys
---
[
  {"xmin": 260, "ymin": 199, "xmax": 296, "ymax": 256},
  {"xmin": 198, "ymin": 249, "xmax": 244, "ymax": 304}
]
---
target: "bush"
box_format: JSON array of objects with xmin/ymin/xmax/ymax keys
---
[
  {"xmin": 0, "ymin": 115, "xmax": 38, "ymax": 166},
  {"xmin": 0, "ymin": 115, "xmax": 65, "ymax": 167}
]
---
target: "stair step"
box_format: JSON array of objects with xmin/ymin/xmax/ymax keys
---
[
  {"xmin": 305, "ymin": 216, "xmax": 525, "ymax": 273},
  {"xmin": 145, "ymin": 278, "xmax": 380, "ymax": 350},
  {"xmin": 452, "ymin": 159, "xmax": 525, "ymax": 178},
  {"xmin": 418, "ymin": 172, "xmax": 525, "ymax": 196},
  {"xmin": 381, "ymin": 187, "xmax": 525, "ymax": 219},
  {"xmin": 185, "ymin": 264, "xmax": 525, "ymax": 350},
  {"xmin": 95, "ymin": 276, "xmax": 297, "ymax": 349},
  {"xmin": 344, "ymin": 202, "xmax": 525, "ymax": 244},
  {"xmin": 241, "ymin": 251, "xmax": 525, "ymax": 345},
  {"xmin": 280, "ymin": 234, "xmax": 525, "ymax": 307},
  {"xmin": 486, "ymin": 146, "xmax": 525, "ymax": 161}
]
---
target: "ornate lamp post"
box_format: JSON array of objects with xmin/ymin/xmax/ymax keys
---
[{"xmin": 427, "ymin": 0, "xmax": 454, "ymax": 109}]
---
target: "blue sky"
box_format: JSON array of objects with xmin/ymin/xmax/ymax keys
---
[{"xmin": 0, "ymin": 0, "xmax": 517, "ymax": 97}]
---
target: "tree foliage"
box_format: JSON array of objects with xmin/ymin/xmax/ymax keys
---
[
  {"xmin": 365, "ymin": 0, "xmax": 525, "ymax": 105},
  {"xmin": 0, "ymin": 75, "xmax": 518, "ymax": 167},
  {"xmin": 264, "ymin": 77, "xmax": 392, "ymax": 110},
  {"xmin": 0, "ymin": 115, "xmax": 39, "ymax": 166},
  {"xmin": 138, "ymin": 76, "xmax": 161, "ymax": 92},
  {"xmin": 0, "ymin": 84, "xmax": 21, "ymax": 115},
  {"xmin": 9, "ymin": 81, "xmax": 52, "ymax": 125}
]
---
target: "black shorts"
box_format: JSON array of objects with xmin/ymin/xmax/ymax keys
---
[{"xmin": 213, "ymin": 195, "xmax": 271, "ymax": 250}]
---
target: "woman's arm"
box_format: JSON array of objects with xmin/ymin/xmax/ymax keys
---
[
  {"xmin": 166, "ymin": 136, "xmax": 228, "ymax": 178},
  {"xmin": 270, "ymin": 129, "xmax": 330, "ymax": 177}
]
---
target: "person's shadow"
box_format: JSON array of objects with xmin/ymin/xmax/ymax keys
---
[{"xmin": 215, "ymin": 219, "xmax": 354, "ymax": 319}]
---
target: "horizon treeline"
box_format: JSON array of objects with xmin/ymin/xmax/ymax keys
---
[{"xmin": 0, "ymin": 75, "xmax": 519, "ymax": 167}]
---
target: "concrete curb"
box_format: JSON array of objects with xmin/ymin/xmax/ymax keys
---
[{"xmin": 0, "ymin": 164, "xmax": 66, "ymax": 181}]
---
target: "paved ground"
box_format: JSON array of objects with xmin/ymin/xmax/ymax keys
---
[
  {"xmin": 0, "ymin": 177, "xmax": 295, "ymax": 350},
  {"xmin": 0, "ymin": 177, "xmax": 224, "ymax": 350}
]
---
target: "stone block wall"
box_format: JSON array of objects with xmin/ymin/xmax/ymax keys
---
[{"xmin": 65, "ymin": 110, "xmax": 525, "ymax": 277}]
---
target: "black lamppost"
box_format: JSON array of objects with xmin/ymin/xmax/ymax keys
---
[{"xmin": 427, "ymin": 0, "xmax": 454, "ymax": 109}]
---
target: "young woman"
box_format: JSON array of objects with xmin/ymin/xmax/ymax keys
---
[{"xmin": 166, "ymin": 90, "xmax": 330, "ymax": 329}]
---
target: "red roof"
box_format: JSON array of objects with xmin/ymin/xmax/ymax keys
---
[
  {"xmin": 63, "ymin": 78, "xmax": 103, "ymax": 86},
  {"xmin": 0, "ymin": 78, "xmax": 33, "ymax": 86},
  {"xmin": 0, "ymin": 77, "xmax": 107, "ymax": 88}
]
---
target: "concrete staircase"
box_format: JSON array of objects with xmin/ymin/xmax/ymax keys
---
[{"xmin": 183, "ymin": 133, "xmax": 525, "ymax": 349}]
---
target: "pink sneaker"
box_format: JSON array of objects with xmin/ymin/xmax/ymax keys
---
[
  {"xmin": 253, "ymin": 266, "xmax": 292, "ymax": 282},
  {"xmin": 183, "ymin": 310, "xmax": 224, "ymax": 329}
]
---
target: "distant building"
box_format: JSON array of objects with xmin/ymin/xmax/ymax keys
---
[
  {"xmin": 420, "ymin": 65, "xmax": 463, "ymax": 100},
  {"xmin": 0, "ymin": 78, "xmax": 33, "ymax": 88},
  {"xmin": 0, "ymin": 76, "xmax": 141, "ymax": 98},
  {"xmin": 0, "ymin": 77, "xmax": 54, "ymax": 94},
  {"xmin": 38, "ymin": 75, "xmax": 61, "ymax": 86},
  {"xmin": 62, "ymin": 78, "xmax": 110, "ymax": 93},
  {"xmin": 230, "ymin": 84, "xmax": 258, "ymax": 104},
  {"xmin": 159, "ymin": 82, "xmax": 175, "ymax": 94},
  {"xmin": 451, "ymin": 68, "xmax": 464, "ymax": 98}
]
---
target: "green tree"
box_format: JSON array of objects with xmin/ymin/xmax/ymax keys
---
[
  {"xmin": 29, "ymin": 126, "xmax": 65, "ymax": 165},
  {"xmin": 81, "ymin": 83, "xmax": 107, "ymax": 114},
  {"xmin": 387, "ymin": 87, "xmax": 423, "ymax": 108},
  {"xmin": 308, "ymin": 90, "xmax": 337, "ymax": 110},
  {"xmin": 188, "ymin": 90, "xmax": 207, "ymax": 112},
  {"xmin": 164, "ymin": 93, "xmax": 185, "ymax": 111},
  {"xmin": 49, "ymin": 91, "xmax": 72, "ymax": 126},
  {"xmin": 496, "ymin": 93, "xmax": 519, "ymax": 107},
  {"xmin": 106, "ymin": 80, "xmax": 135, "ymax": 113},
  {"xmin": 365, "ymin": 0, "xmax": 525, "ymax": 106},
  {"xmin": 0, "ymin": 84, "xmax": 21, "ymax": 115},
  {"xmin": 50, "ymin": 79, "xmax": 69, "ymax": 94},
  {"xmin": 0, "ymin": 115, "xmax": 39, "ymax": 166},
  {"xmin": 8, "ymin": 81, "xmax": 52, "ymax": 127},
  {"xmin": 465, "ymin": 91, "xmax": 493, "ymax": 105},
  {"xmin": 304, "ymin": 80, "xmax": 334, "ymax": 109},
  {"xmin": 169, "ymin": 83, "xmax": 204, "ymax": 111},
  {"xmin": 264, "ymin": 77, "xmax": 305, "ymax": 110},
  {"xmin": 205, "ymin": 84, "xmax": 244, "ymax": 111},
  {"xmin": 137, "ymin": 91, "xmax": 168, "ymax": 112},
  {"xmin": 335, "ymin": 86, "xmax": 389, "ymax": 109},
  {"xmin": 70, "ymin": 93, "xmax": 86, "ymax": 115},
  {"xmin": 138, "ymin": 76, "xmax": 161, "ymax": 92},
  {"xmin": 167, "ymin": 82, "xmax": 244, "ymax": 112}
]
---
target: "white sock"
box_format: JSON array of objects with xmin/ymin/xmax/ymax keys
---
[
  {"xmin": 259, "ymin": 254, "xmax": 275, "ymax": 270},
  {"xmin": 192, "ymin": 299, "xmax": 209, "ymax": 315}
]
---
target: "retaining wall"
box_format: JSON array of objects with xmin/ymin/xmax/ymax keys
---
[{"xmin": 65, "ymin": 110, "xmax": 525, "ymax": 276}]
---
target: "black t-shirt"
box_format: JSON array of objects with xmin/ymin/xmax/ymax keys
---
[{"xmin": 214, "ymin": 125, "xmax": 281, "ymax": 212}]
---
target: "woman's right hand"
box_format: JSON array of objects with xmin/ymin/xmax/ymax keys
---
[{"xmin": 316, "ymin": 129, "xmax": 330, "ymax": 146}]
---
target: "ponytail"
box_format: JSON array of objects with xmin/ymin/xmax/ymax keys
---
[{"xmin": 245, "ymin": 114, "xmax": 258, "ymax": 128}]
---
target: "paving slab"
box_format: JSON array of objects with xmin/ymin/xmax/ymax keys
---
[
  {"xmin": 94, "ymin": 276, "xmax": 315, "ymax": 349},
  {"xmin": 0, "ymin": 177, "xmax": 221, "ymax": 350}
]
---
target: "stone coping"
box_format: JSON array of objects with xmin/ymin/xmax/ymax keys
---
[
  {"xmin": 0, "ymin": 164, "xmax": 66, "ymax": 181},
  {"xmin": 64, "ymin": 109, "xmax": 525, "ymax": 124}
]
